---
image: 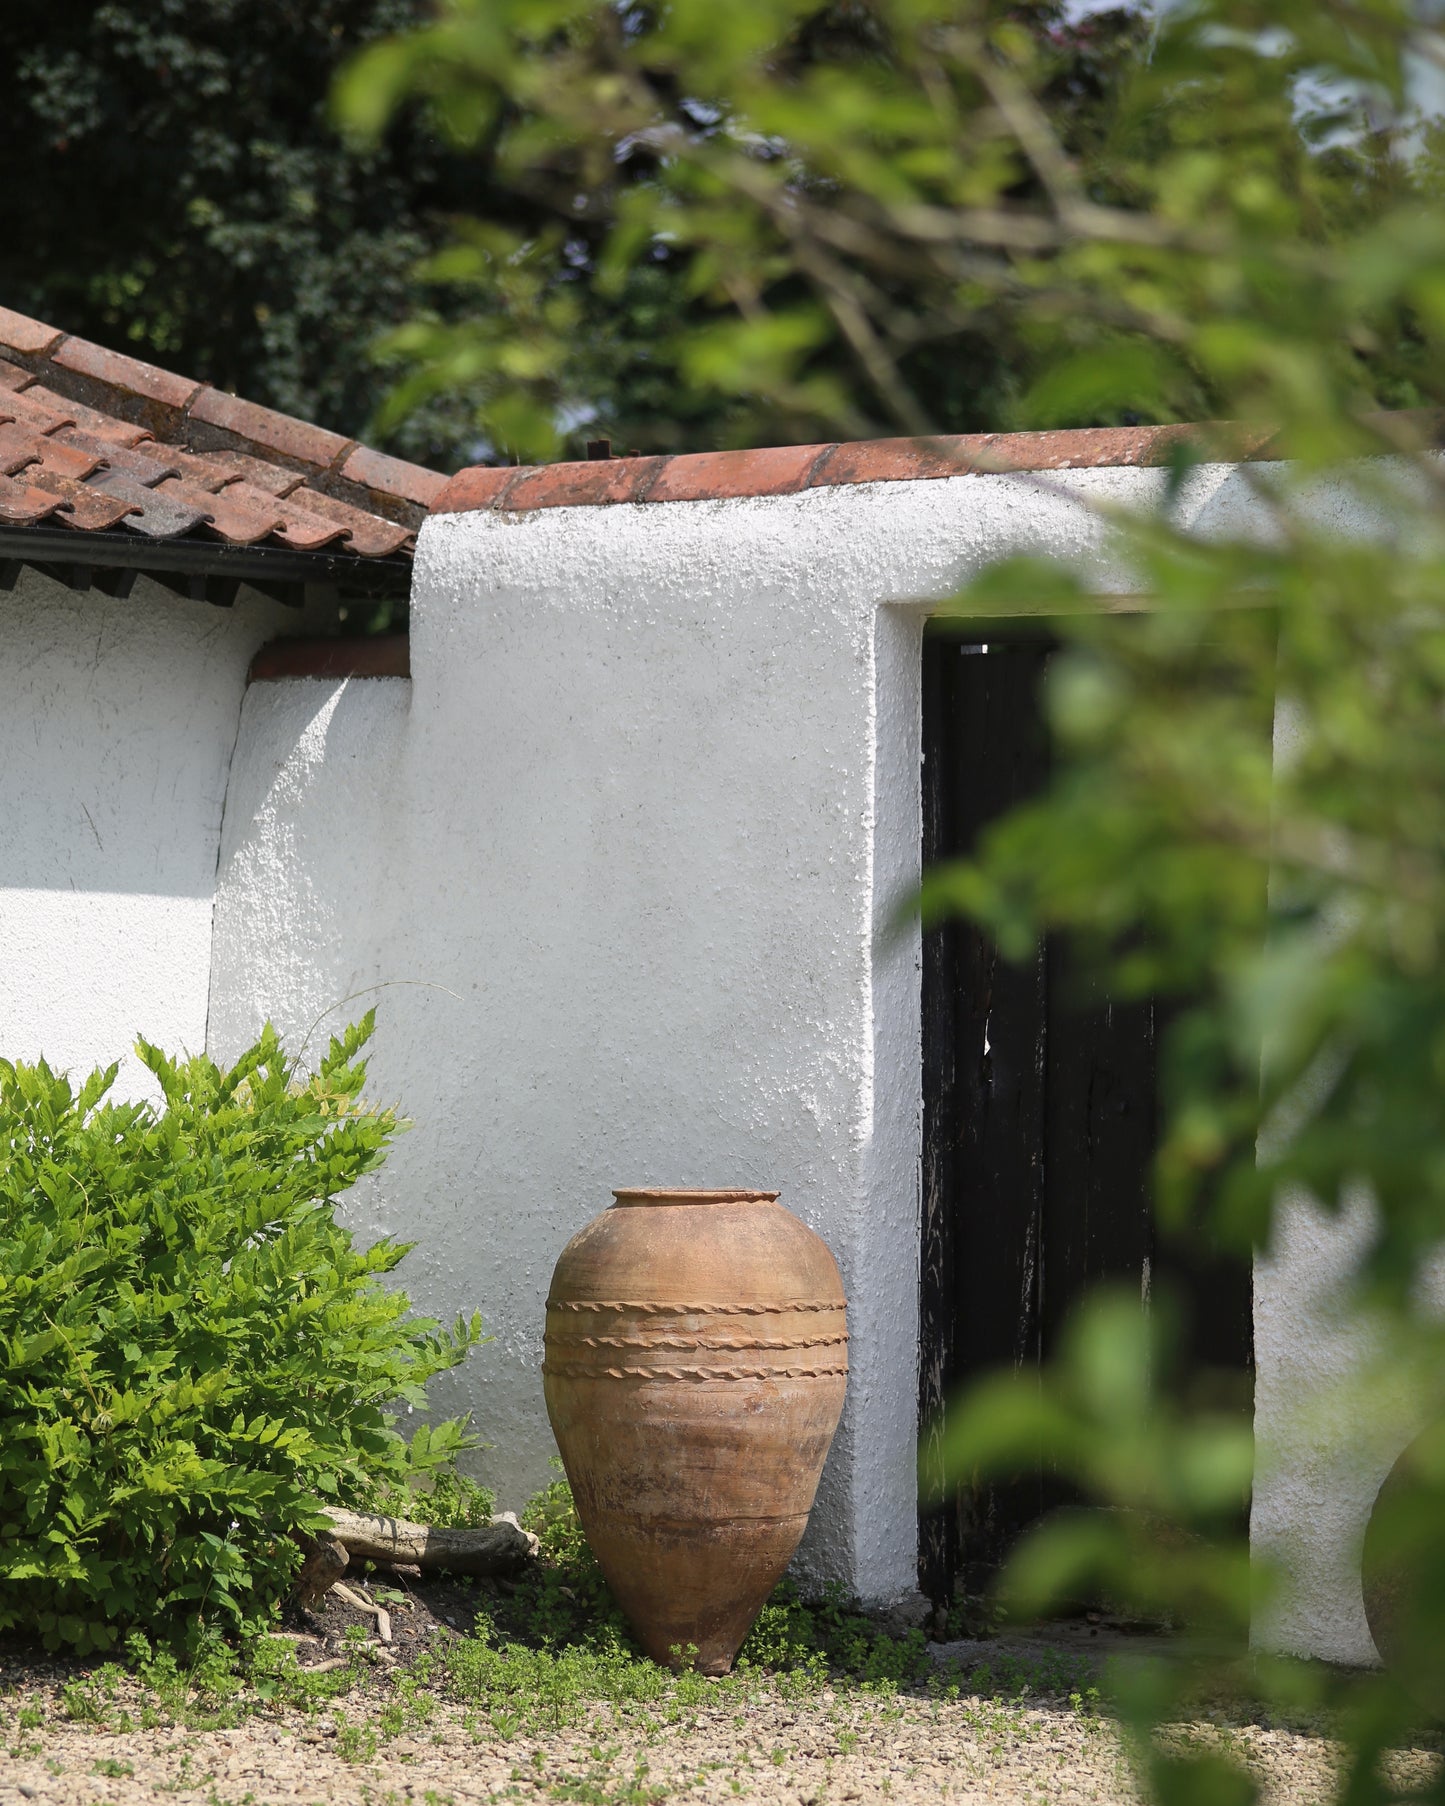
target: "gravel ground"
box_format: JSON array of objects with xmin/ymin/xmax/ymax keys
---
[
  {"xmin": 0, "ymin": 1584, "xmax": 1437, "ymax": 1806},
  {"xmin": 0, "ymin": 1656, "xmax": 1437, "ymax": 1806}
]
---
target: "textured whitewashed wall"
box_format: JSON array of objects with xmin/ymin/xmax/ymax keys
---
[
  {"xmin": 0, "ymin": 567, "xmax": 285, "ymax": 1101},
  {"xmin": 209, "ymin": 463, "xmax": 1168, "ymax": 1604},
  {"xmin": 204, "ymin": 460, "xmax": 1416, "ymax": 1646}
]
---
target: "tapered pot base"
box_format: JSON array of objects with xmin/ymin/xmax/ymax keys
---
[{"xmin": 585, "ymin": 1512, "xmax": 810, "ymax": 1674}]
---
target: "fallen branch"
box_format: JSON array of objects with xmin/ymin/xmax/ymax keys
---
[{"xmin": 318, "ymin": 1507, "xmax": 539, "ymax": 1577}]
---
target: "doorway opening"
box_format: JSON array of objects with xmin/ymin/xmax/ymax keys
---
[{"xmin": 917, "ymin": 626, "xmax": 1254, "ymax": 1607}]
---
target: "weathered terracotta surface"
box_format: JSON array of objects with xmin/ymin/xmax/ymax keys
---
[{"xmin": 543, "ymin": 1189, "xmax": 848, "ymax": 1674}]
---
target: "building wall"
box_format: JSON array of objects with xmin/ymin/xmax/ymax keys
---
[
  {"xmin": 199, "ymin": 459, "xmax": 1417, "ymax": 1649},
  {"xmin": 0, "ymin": 567, "xmax": 286, "ymax": 1101},
  {"xmin": 210, "ymin": 462, "xmax": 1183, "ymax": 1602}
]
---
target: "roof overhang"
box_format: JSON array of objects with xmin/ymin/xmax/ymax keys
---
[{"xmin": 0, "ymin": 523, "xmax": 413, "ymax": 608}]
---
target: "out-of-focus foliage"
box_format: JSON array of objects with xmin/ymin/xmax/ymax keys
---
[
  {"xmin": 336, "ymin": 0, "xmax": 1172, "ymax": 459},
  {"xmin": 346, "ymin": 0, "xmax": 1445, "ymax": 1796},
  {"xmin": 335, "ymin": 0, "xmax": 1440, "ymax": 456}
]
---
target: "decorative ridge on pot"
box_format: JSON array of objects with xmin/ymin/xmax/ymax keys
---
[
  {"xmin": 611, "ymin": 1188, "xmax": 780, "ymax": 1205},
  {"xmin": 542, "ymin": 1186, "xmax": 849, "ymax": 1674}
]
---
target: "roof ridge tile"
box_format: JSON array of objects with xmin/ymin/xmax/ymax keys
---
[
  {"xmin": 429, "ymin": 422, "xmax": 1284, "ymax": 519},
  {"xmin": 53, "ymin": 336, "xmax": 202, "ymax": 416},
  {"xmin": 0, "ymin": 309, "xmax": 65, "ymax": 359}
]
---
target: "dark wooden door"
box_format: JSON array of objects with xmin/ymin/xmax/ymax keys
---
[{"xmin": 917, "ymin": 629, "xmax": 1253, "ymax": 1604}]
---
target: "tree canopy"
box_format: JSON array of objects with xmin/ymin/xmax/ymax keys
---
[{"xmin": 0, "ymin": 1, "xmax": 480, "ymax": 467}]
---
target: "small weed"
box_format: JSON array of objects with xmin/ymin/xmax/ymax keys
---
[
  {"xmin": 336, "ymin": 1718, "xmax": 380, "ymax": 1764},
  {"xmin": 18, "ymin": 1705, "xmax": 42, "ymax": 1730},
  {"xmin": 94, "ymin": 1757, "xmax": 135, "ymax": 1778},
  {"xmin": 61, "ymin": 1671, "xmax": 114, "ymax": 1724}
]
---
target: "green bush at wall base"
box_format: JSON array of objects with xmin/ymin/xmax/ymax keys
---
[{"xmin": 0, "ymin": 1014, "xmax": 483, "ymax": 1656}]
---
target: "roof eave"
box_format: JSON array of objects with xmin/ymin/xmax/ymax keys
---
[{"xmin": 0, "ymin": 523, "xmax": 414, "ymax": 608}]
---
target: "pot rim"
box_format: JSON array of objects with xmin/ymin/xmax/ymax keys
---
[{"xmin": 610, "ymin": 1187, "xmax": 781, "ymax": 1206}]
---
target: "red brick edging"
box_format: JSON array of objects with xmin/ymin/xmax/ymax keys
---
[
  {"xmin": 248, "ymin": 635, "xmax": 410, "ymax": 683},
  {"xmin": 430, "ymin": 423, "xmax": 1276, "ymax": 518}
]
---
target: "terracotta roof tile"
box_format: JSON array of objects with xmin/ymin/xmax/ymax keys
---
[
  {"xmin": 52, "ymin": 336, "xmax": 202, "ymax": 414},
  {"xmin": 88, "ymin": 469, "xmax": 215, "ymax": 539},
  {"xmin": 0, "ymin": 308, "xmax": 62, "ymax": 358},
  {"xmin": 18, "ymin": 383, "xmax": 159, "ymax": 446},
  {"xmin": 0, "ymin": 310, "xmax": 443, "ymax": 565},
  {"xmin": 0, "ymin": 422, "xmax": 43, "ymax": 477},
  {"xmin": 249, "ymin": 633, "xmax": 411, "ymax": 681},
  {"xmin": 24, "ymin": 434, "xmax": 109, "ymax": 483},
  {"xmin": 151, "ymin": 477, "xmax": 284, "ymax": 546},
  {"xmin": 196, "ymin": 450, "xmax": 308, "ymax": 496},
  {"xmin": 0, "ymin": 472, "xmax": 68, "ymax": 525},
  {"xmin": 430, "ymin": 465, "xmax": 526, "ymax": 513},
  {"xmin": 502, "ymin": 457, "xmax": 668, "ymax": 509},
  {"xmin": 269, "ymin": 485, "xmax": 413, "ymax": 558},
  {"xmin": 0, "ymin": 388, "xmax": 79, "ymax": 436},
  {"xmin": 648, "ymin": 443, "xmax": 826, "ymax": 502},
  {"xmin": 24, "ymin": 470, "xmax": 141, "ymax": 531},
  {"xmin": 220, "ymin": 481, "xmax": 352, "ymax": 551},
  {"xmin": 341, "ymin": 444, "xmax": 449, "ymax": 510},
  {"xmin": 807, "ymin": 436, "xmax": 983, "ymax": 485},
  {"xmin": 162, "ymin": 446, "xmax": 245, "ymax": 493},
  {"xmin": 54, "ymin": 429, "xmax": 182, "ymax": 486}
]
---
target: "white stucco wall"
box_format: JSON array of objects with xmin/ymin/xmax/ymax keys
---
[
  {"xmin": 0, "ymin": 567, "xmax": 286, "ymax": 1101},
  {"xmin": 207, "ymin": 462, "xmax": 1216, "ymax": 1603},
  {"xmin": 203, "ymin": 457, "xmax": 1414, "ymax": 1647}
]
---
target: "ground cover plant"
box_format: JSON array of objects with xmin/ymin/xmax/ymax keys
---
[
  {"xmin": 6, "ymin": 1478, "xmax": 1426, "ymax": 1805},
  {"xmin": 427, "ymin": 1475, "xmax": 1105, "ymax": 1771},
  {"xmin": 0, "ymin": 1015, "xmax": 482, "ymax": 1657},
  {"xmin": 1, "ymin": 1478, "xmax": 1102, "ymax": 1744}
]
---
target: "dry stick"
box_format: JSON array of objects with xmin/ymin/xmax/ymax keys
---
[{"xmin": 331, "ymin": 1582, "xmax": 396, "ymax": 1645}]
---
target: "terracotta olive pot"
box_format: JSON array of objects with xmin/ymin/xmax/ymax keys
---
[{"xmin": 542, "ymin": 1188, "xmax": 848, "ymax": 1674}]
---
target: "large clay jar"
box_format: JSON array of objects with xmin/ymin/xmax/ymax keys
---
[{"xmin": 542, "ymin": 1189, "xmax": 848, "ymax": 1674}]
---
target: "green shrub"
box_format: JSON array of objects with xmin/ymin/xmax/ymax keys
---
[
  {"xmin": 0, "ymin": 1014, "xmax": 483, "ymax": 1655},
  {"xmin": 371, "ymin": 1438, "xmax": 496, "ymax": 1531}
]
